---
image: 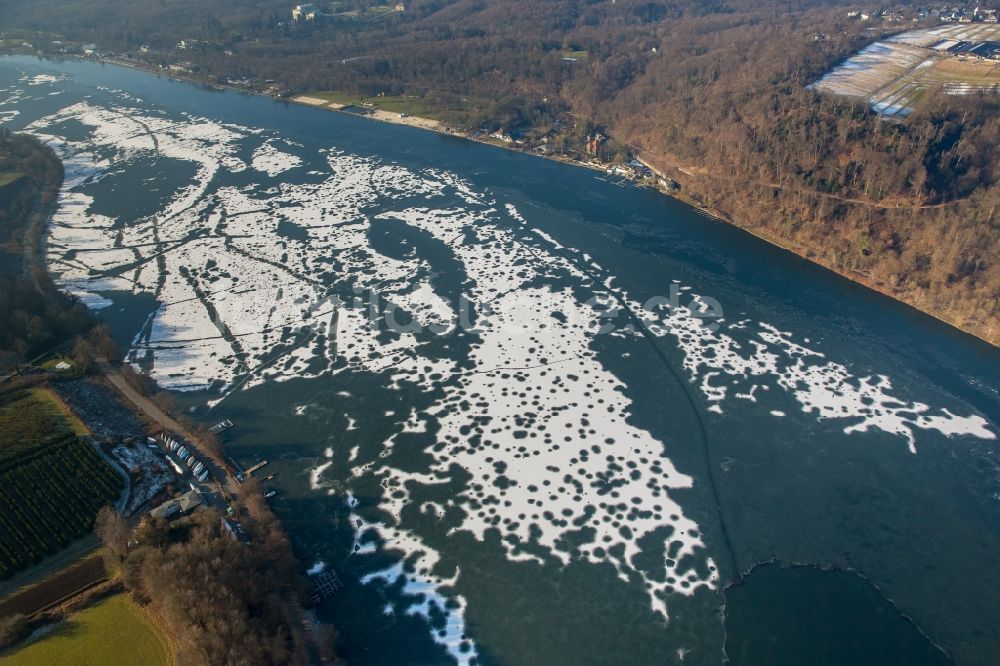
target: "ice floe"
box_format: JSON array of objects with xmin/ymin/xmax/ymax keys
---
[
  {"xmin": 350, "ymin": 498, "xmax": 477, "ymax": 665},
  {"xmin": 251, "ymin": 140, "xmax": 303, "ymax": 176}
]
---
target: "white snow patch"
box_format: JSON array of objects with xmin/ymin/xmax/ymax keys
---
[{"xmin": 251, "ymin": 140, "xmax": 303, "ymax": 176}]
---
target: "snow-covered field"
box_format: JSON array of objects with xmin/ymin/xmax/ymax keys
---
[{"xmin": 811, "ymin": 24, "xmax": 1000, "ymax": 116}]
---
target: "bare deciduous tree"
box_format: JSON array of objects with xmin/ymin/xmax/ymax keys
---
[{"xmin": 94, "ymin": 506, "xmax": 131, "ymax": 565}]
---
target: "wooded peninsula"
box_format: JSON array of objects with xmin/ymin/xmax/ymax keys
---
[{"xmin": 0, "ymin": 136, "xmax": 332, "ymax": 666}]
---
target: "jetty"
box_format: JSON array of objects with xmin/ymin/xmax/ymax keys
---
[
  {"xmin": 244, "ymin": 460, "xmax": 268, "ymax": 476},
  {"xmin": 310, "ymin": 570, "xmax": 344, "ymax": 605},
  {"xmin": 235, "ymin": 459, "xmax": 268, "ymax": 483},
  {"xmin": 209, "ymin": 418, "xmax": 234, "ymax": 434}
]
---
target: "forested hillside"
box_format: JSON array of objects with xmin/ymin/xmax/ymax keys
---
[
  {"xmin": 1, "ymin": 0, "xmax": 997, "ymax": 342},
  {"xmin": 0, "ymin": 135, "xmax": 94, "ymax": 367}
]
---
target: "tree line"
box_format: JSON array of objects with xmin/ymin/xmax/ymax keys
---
[
  {"xmin": 0, "ymin": 134, "xmax": 99, "ymax": 370},
  {"xmin": 96, "ymin": 486, "xmax": 338, "ymax": 665}
]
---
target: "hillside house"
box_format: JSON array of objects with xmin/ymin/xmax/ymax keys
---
[{"xmin": 293, "ymin": 4, "xmax": 323, "ymax": 21}]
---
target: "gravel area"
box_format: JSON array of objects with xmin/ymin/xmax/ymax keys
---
[{"xmin": 53, "ymin": 378, "xmax": 144, "ymax": 442}]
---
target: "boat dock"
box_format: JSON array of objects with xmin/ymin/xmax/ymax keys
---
[
  {"xmin": 244, "ymin": 460, "xmax": 268, "ymax": 475},
  {"xmin": 209, "ymin": 419, "xmax": 234, "ymax": 434},
  {"xmin": 595, "ymin": 175, "xmax": 632, "ymax": 188},
  {"xmin": 236, "ymin": 459, "xmax": 268, "ymax": 483},
  {"xmin": 310, "ymin": 570, "xmax": 344, "ymax": 605}
]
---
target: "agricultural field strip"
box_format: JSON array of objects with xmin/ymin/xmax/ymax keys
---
[
  {"xmin": 0, "ymin": 555, "xmax": 106, "ymax": 618},
  {"xmin": 0, "ymin": 435, "xmax": 123, "ymax": 579},
  {"xmin": 0, "ymin": 388, "xmax": 124, "ymax": 580},
  {"xmin": 0, "ymin": 389, "xmax": 75, "ymax": 463},
  {"xmin": 811, "ymin": 24, "xmax": 1000, "ymax": 116}
]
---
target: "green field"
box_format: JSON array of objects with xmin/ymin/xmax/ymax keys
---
[
  {"xmin": 311, "ymin": 91, "xmax": 441, "ymax": 117},
  {"xmin": 0, "ymin": 389, "xmax": 122, "ymax": 580},
  {"xmin": 561, "ymin": 50, "xmax": 589, "ymax": 60},
  {"xmin": 40, "ymin": 358, "xmax": 77, "ymax": 373},
  {"xmin": 0, "ymin": 389, "xmax": 87, "ymax": 464},
  {"xmin": 1, "ymin": 594, "xmax": 172, "ymax": 666},
  {"xmin": 0, "ymin": 171, "xmax": 25, "ymax": 188}
]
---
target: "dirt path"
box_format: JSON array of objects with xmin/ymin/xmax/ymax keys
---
[
  {"xmin": 98, "ymin": 362, "xmax": 237, "ymax": 506},
  {"xmin": 671, "ymin": 164, "xmax": 964, "ymax": 210},
  {"xmin": 101, "ymin": 364, "xmax": 187, "ymax": 435}
]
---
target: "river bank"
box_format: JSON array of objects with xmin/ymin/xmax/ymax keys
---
[
  {"xmin": 636, "ymin": 152, "xmax": 1000, "ymax": 349},
  {"xmin": 30, "ymin": 53, "xmax": 994, "ymax": 348},
  {"xmin": 3, "ymin": 129, "xmax": 330, "ymax": 662},
  {"xmin": 291, "ymin": 82, "xmax": 998, "ymax": 350},
  {"xmin": 290, "ymin": 93, "xmax": 614, "ymax": 177}
]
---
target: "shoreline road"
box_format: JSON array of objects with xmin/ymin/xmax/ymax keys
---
[
  {"xmin": 98, "ymin": 361, "xmax": 326, "ymax": 663},
  {"xmin": 98, "ymin": 361, "xmax": 237, "ymax": 507}
]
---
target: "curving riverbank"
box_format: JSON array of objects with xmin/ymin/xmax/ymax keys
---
[
  {"xmin": 295, "ymin": 86, "xmax": 997, "ymax": 350},
  {"xmin": 0, "ymin": 130, "xmax": 330, "ymax": 662},
  {"xmin": 25, "ymin": 52, "xmax": 994, "ymax": 348}
]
